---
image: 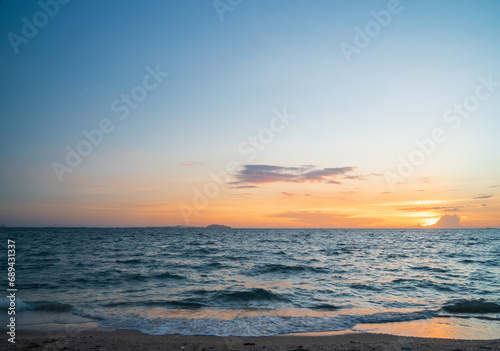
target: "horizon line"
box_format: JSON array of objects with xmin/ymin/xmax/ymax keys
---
[{"xmin": 1, "ymin": 226, "xmax": 498, "ymax": 229}]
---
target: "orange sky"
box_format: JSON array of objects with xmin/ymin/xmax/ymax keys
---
[{"xmin": 6, "ymin": 163, "xmax": 496, "ymax": 228}]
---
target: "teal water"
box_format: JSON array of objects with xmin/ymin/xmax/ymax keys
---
[{"xmin": 1, "ymin": 228, "xmax": 499, "ymax": 337}]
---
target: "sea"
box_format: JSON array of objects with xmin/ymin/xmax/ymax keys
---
[{"xmin": 1, "ymin": 228, "xmax": 499, "ymax": 339}]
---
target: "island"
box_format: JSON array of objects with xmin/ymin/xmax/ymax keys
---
[{"xmin": 205, "ymin": 224, "xmax": 232, "ymax": 230}]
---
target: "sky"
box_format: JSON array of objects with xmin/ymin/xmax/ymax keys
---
[{"xmin": 0, "ymin": 0, "xmax": 499, "ymax": 228}]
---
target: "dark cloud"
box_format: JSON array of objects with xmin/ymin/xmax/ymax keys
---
[
  {"xmin": 473, "ymin": 194, "xmax": 493, "ymax": 199},
  {"xmin": 325, "ymin": 180, "xmax": 342, "ymax": 184},
  {"xmin": 234, "ymin": 165, "xmax": 357, "ymax": 185},
  {"xmin": 231, "ymin": 185, "xmax": 259, "ymax": 189}
]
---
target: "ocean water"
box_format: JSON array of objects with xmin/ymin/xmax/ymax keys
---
[{"xmin": 1, "ymin": 228, "xmax": 499, "ymax": 338}]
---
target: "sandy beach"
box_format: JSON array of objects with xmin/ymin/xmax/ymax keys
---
[{"xmin": 3, "ymin": 330, "xmax": 499, "ymax": 351}]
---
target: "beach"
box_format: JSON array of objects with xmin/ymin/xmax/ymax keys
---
[{"xmin": 4, "ymin": 330, "xmax": 499, "ymax": 351}]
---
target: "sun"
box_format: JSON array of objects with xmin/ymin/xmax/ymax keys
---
[{"xmin": 421, "ymin": 217, "xmax": 440, "ymax": 226}]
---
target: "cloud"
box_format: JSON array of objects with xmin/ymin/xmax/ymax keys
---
[
  {"xmin": 399, "ymin": 206, "xmax": 463, "ymax": 212},
  {"xmin": 281, "ymin": 192, "xmax": 294, "ymax": 197},
  {"xmin": 231, "ymin": 185, "xmax": 258, "ymax": 189},
  {"xmin": 181, "ymin": 161, "xmax": 201, "ymax": 167},
  {"xmin": 380, "ymin": 192, "xmax": 391, "ymax": 194},
  {"xmin": 234, "ymin": 165, "xmax": 357, "ymax": 185},
  {"xmin": 325, "ymin": 180, "xmax": 342, "ymax": 184},
  {"xmin": 473, "ymin": 194, "xmax": 493, "ymax": 199},
  {"xmin": 488, "ymin": 185, "xmax": 500, "ymax": 188},
  {"xmin": 426, "ymin": 214, "xmax": 462, "ymax": 228}
]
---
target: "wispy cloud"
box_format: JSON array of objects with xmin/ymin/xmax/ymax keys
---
[
  {"xmin": 181, "ymin": 161, "xmax": 201, "ymax": 167},
  {"xmin": 488, "ymin": 185, "xmax": 500, "ymax": 188},
  {"xmin": 473, "ymin": 194, "xmax": 493, "ymax": 199},
  {"xmin": 399, "ymin": 206, "xmax": 464, "ymax": 212},
  {"xmin": 231, "ymin": 185, "xmax": 259, "ymax": 189},
  {"xmin": 342, "ymin": 175, "xmax": 365, "ymax": 180},
  {"xmin": 234, "ymin": 165, "xmax": 357, "ymax": 185},
  {"xmin": 281, "ymin": 192, "xmax": 295, "ymax": 197}
]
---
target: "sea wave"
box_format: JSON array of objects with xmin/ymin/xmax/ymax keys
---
[
  {"xmin": 210, "ymin": 288, "xmax": 291, "ymax": 303},
  {"xmin": 443, "ymin": 299, "xmax": 500, "ymax": 314},
  {"xmin": 246, "ymin": 263, "xmax": 329, "ymax": 275},
  {"xmin": 0, "ymin": 299, "xmax": 73, "ymax": 313}
]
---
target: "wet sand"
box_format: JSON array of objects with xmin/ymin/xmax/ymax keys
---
[{"xmin": 3, "ymin": 329, "xmax": 499, "ymax": 351}]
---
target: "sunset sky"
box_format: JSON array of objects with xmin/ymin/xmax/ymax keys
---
[{"xmin": 1, "ymin": 0, "xmax": 499, "ymax": 227}]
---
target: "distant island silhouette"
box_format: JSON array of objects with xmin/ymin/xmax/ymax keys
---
[
  {"xmin": 416, "ymin": 214, "xmax": 462, "ymax": 228},
  {"xmin": 205, "ymin": 224, "xmax": 232, "ymax": 230}
]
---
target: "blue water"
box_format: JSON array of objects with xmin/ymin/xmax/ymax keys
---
[{"xmin": 1, "ymin": 228, "xmax": 499, "ymax": 337}]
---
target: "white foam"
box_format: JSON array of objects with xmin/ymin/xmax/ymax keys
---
[{"xmin": 94, "ymin": 310, "xmax": 436, "ymax": 336}]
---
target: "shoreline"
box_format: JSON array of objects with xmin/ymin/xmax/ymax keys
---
[
  {"xmin": 14, "ymin": 313, "xmax": 500, "ymax": 341},
  {"xmin": 3, "ymin": 329, "xmax": 499, "ymax": 351}
]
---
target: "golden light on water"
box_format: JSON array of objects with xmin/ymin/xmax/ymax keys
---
[{"xmin": 355, "ymin": 318, "xmax": 500, "ymax": 340}]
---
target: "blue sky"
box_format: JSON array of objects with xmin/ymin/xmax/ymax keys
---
[{"xmin": 1, "ymin": 0, "xmax": 499, "ymax": 227}]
